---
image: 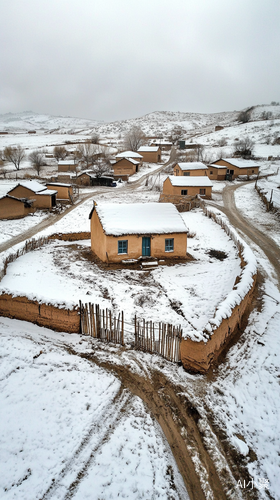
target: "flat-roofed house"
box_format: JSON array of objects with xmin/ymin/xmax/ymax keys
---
[
  {"xmin": 209, "ymin": 158, "xmax": 260, "ymax": 181},
  {"xmin": 0, "ymin": 195, "xmax": 34, "ymax": 220},
  {"xmin": 163, "ymin": 176, "xmax": 213, "ymax": 199},
  {"xmin": 8, "ymin": 180, "xmax": 57, "ymax": 209},
  {"xmin": 137, "ymin": 146, "xmax": 161, "ymax": 162},
  {"xmin": 173, "ymin": 162, "xmax": 208, "ymax": 177},
  {"xmin": 150, "ymin": 139, "xmax": 172, "ymax": 151},
  {"xmin": 89, "ymin": 202, "xmax": 188, "ymax": 263}
]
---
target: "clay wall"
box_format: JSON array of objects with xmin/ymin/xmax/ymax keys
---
[
  {"xmin": 180, "ymin": 274, "xmax": 256, "ymax": 372},
  {"xmin": 0, "ymin": 293, "xmax": 80, "ymax": 333},
  {"xmin": 49, "ymin": 232, "xmax": 90, "ymax": 241}
]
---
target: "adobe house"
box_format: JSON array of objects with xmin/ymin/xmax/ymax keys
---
[
  {"xmin": 137, "ymin": 146, "xmax": 161, "ymax": 162},
  {"xmin": 209, "ymin": 158, "xmax": 260, "ymax": 180},
  {"xmin": 173, "ymin": 162, "xmax": 208, "ymax": 177},
  {"xmin": 58, "ymin": 159, "xmax": 77, "ymax": 172},
  {"xmin": 75, "ymin": 171, "xmax": 95, "ymax": 186},
  {"xmin": 46, "ymin": 182, "xmax": 73, "ymax": 201},
  {"xmin": 89, "ymin": 202, "xmax": 188, "ymax": 263},
  {"xmin": 0, "ymin": 195, "xmax": 34, "ymax": 220},
  {"xmin": 115, "ymin": 151, "xmax": 143, "ymax": 162},
  {"xmin": 150, "ymin": 139, "xmax": 172, "ymax": 151},
  {"xmin": 113, "ymin": 158, "xmax": 141, "ymax": 180},
  {"xmin": 162, "ymin": 176, "xmax": 213, "ymax": 199},
  {"xmin": 8, "ymin": 181, "xmax": 57, "ymax": 209}
]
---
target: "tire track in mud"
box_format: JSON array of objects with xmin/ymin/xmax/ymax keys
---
[
  {"xmin": 63, "ymin": 345, "xmax": 237, "ymax": 500},
  {"xmin": 40, "ymin": 385, "xmax": 131, "ymax": 500}
]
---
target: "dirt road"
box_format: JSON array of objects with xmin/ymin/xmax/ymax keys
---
[{"xmin": 220, "ymin": 181, "xmax": 280, "ymax": 287}]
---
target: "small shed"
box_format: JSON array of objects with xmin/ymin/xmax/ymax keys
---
[
  {"xmin": 0, "ymin": 195, "xmax": 34, "ymax": 220},
  {"xmin": 209, "ymin": 158, "xmax": 260, "ymax": 180},
  {"xmin": 113, "ymin": 158, "xmax": 141, "ymax": 180},
  {"xmin": 173, "ymin": 162, "xmax": 208, "ymax": 177},
  {"xmin": 46, "ymin": 182, "xmax": 73, "ymax": 200},
  {"xmin": 163, "ymin": 176, "xmax": 213, "ymax": 199},
  {"xmin": 137, "ymin": 146, "xmax": 161, "ymax": 163},
  {"xmin": 89, "ymin": 202, "xmax": 188, "ymax": 263}
]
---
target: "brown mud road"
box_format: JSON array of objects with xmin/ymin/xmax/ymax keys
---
[{"xmin": 220, "ymin": 181, "xmax": 280, "ymax": 287}]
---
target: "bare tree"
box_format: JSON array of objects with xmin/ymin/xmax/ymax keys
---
[
  {"xmin": 123, "ymin": 126, "xmax": 145, "ymax": 151},
  {"xmin": 234, "ymin": 136, "xmax": 254, "ymax": 157},
  {"xmin": 90, "ymin": 131, "xmax": 100, "ymax": 144},
  {"xmin": 168, "ymin": 125, "xmax": 186, "ymax": 145},
  {"xmin": 76, "ymin": 141, "xmax": 99, "ymax": 169},
  {"xmin": 53, "ymin": 145, "xmax": 68, "ymax": 161},
  {"xmin": 29, "ymin": 150, "xmax": 46, "ymax": 176},
  {"xmin": 4, "ymin": 145, "xmax": 26, "ymax": 170}
]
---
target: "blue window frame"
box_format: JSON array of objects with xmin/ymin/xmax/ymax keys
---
[
  {"xmin": 118, "ymin": 240, "xmax": 128, "ymax": 254},
  {"xmin": 165, "ymin": 238, "xmax": 174, "ymax": 252}
]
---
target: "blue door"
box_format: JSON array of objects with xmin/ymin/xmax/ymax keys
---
[{"xmin": 142, "ymin": 237, "xmax": 151, "ymax": 257}]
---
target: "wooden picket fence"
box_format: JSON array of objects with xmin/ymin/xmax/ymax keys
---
[
  {"xmin": 79, "ymin": 302, "xmax": 182, "ymax": 363},
  {"xmin": 134, "ymin": 318, "xmax": 182, "ymax": 363},
  {"xmin": 79, "ymin": 301, "xmax": 124, "ymax": 345}
]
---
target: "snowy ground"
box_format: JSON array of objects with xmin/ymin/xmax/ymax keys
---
[
  {"xmin": 0, "ymin": 320, "xmax": 188, "ymax": 500},
  {"xmin": 1, "ymin": 122, "xmax": 280, "ymax": 499},
  {"xmin": 0, "ymin": 207, "xmax": 241, "ymax": 343}
]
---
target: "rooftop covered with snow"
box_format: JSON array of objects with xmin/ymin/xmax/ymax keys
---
[
  {"xmin": 215, "ymin": 158, "xmax": 261, "ymax": 168},
  {"xmin": 92, "ymin": 203, "xmax": 188, "ymax": 236},
  {"xmin": 168, "ymin": 176, "xmax": 213, "ymax": 187},
  {"xmin": 176, "ymin": 162, "xmax": 208, "ymax": 171},
  {"xmin": 115, "ymin": 151, "xmax": 143, "ymax": 159}
]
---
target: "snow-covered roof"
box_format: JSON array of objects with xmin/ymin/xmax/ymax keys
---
[
  {"xmin": 150, "ymin": 139, "xmax": 172, "ymax": 145},
  {"xmin": 58, "ymin": 159, "xmax": 76, "ymax": 165},
  {"xmin": 115, "ymin": 157, "xmax": 140, "ymax": 165},
  {"xmin": 46, "ymin": 182, "xmax": 71, "ymax": 187},
  {"xmin": 167, "ymin": 176, "xmax": 213, "ymax": 187},
  {"xmin": 115, "ymin": 151, "xmax": 143, "ymax": 159},
  {"xmin": 208, "ymin": 164, "xmax": 228, "ymax": 170},
  {"xmin": 137, "ymin": 146, "xmax": 159, "ymax": 152},
  {"xmin": 37, "ymin": 189, "xmax": 58, "ymax": 196},
  {"xmin": 94, "ymin": 203, "xmax": 188, "ymax": 236},
  {"xmin": 217, "ymin": 158, "xmax": 260, "ymax": 168},
  {"xmin": 176, "ymin": 162, "xmax": 207, "ymax": 171},
  {"xmin": 8, "ymin": 180, "xmax": 46, "ymax": 194}
]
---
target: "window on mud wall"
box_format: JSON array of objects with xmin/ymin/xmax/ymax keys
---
[
  {"xmin": 165, "ymin": 238, "xmax": 174, "ymax": 252},
  {"xmin": 118, "ymin": 240, "xmax": 128, "ymax": 254},
  {"xmin": 199, "ymin": 188, "xmax": 206, "ymax": 195},
  {"xmin": 181, "ymin": 190, "xmax": 188, "ymax": 195},
  {"xmin": 183, "ymin": 172, "xmax": 190, "ymax": 176}
]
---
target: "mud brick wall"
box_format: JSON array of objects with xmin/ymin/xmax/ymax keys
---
[
  {"xmin": 0, "ymin": 293, "xmax": 80, "ymax": 333},
  {"xmin": 48, "ymin": 232, "xmax": 90, "ymax": 241},
  {"xmin": 180, "ymin": 274, "xmax": 256, "ymax": 373}
]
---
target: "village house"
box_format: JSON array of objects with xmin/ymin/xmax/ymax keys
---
[
  {"xmin": 74, "ymin": 171, "xmax": 95, "ymax": 186},
  {"xmin": 137, "ymin": 146, "xmax": 161, "ymax": 162},
  {"xmin": 7, "ymin": 180, "xmax": 57, "ymax": 209},
  {"xmin": 209, "ymin": 158, "xmax": 260, "ymax": 180},
  {"xmin": 57, "ymin": 159, "xmax": 77, "ymax": 172},
  {"xmin": 162, "ymin": 175, "xmax": 213, "ymax": 199},
  {"xmin": 46, "ymin": 182, "xmax": 73, "ymax": 201},
  {"xmin": 149, "ymin": 139, "xmax": 172, "ymax": 151},
  {"xmin": 89, "ymin": 202, "xmax": 188, "ymax": 263},
  {"xmin": 173, "ymin": 162, "xmax": 208, "ymax": 176},
  {"xmin": 115, "ymin": 151, "xmax": 143, "ymax": 162},
  {"xmin": 0, "ymin": 195, "xmax": 34, "ymax": 220},
  {"xmin": 112, "ymin": 158, "xmax": 141, "ymax": 180}
]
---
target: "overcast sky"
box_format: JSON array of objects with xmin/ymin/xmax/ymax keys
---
[{"xmin": 0, "ymin": 0, "xmax": 279, "ymax": 122}]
